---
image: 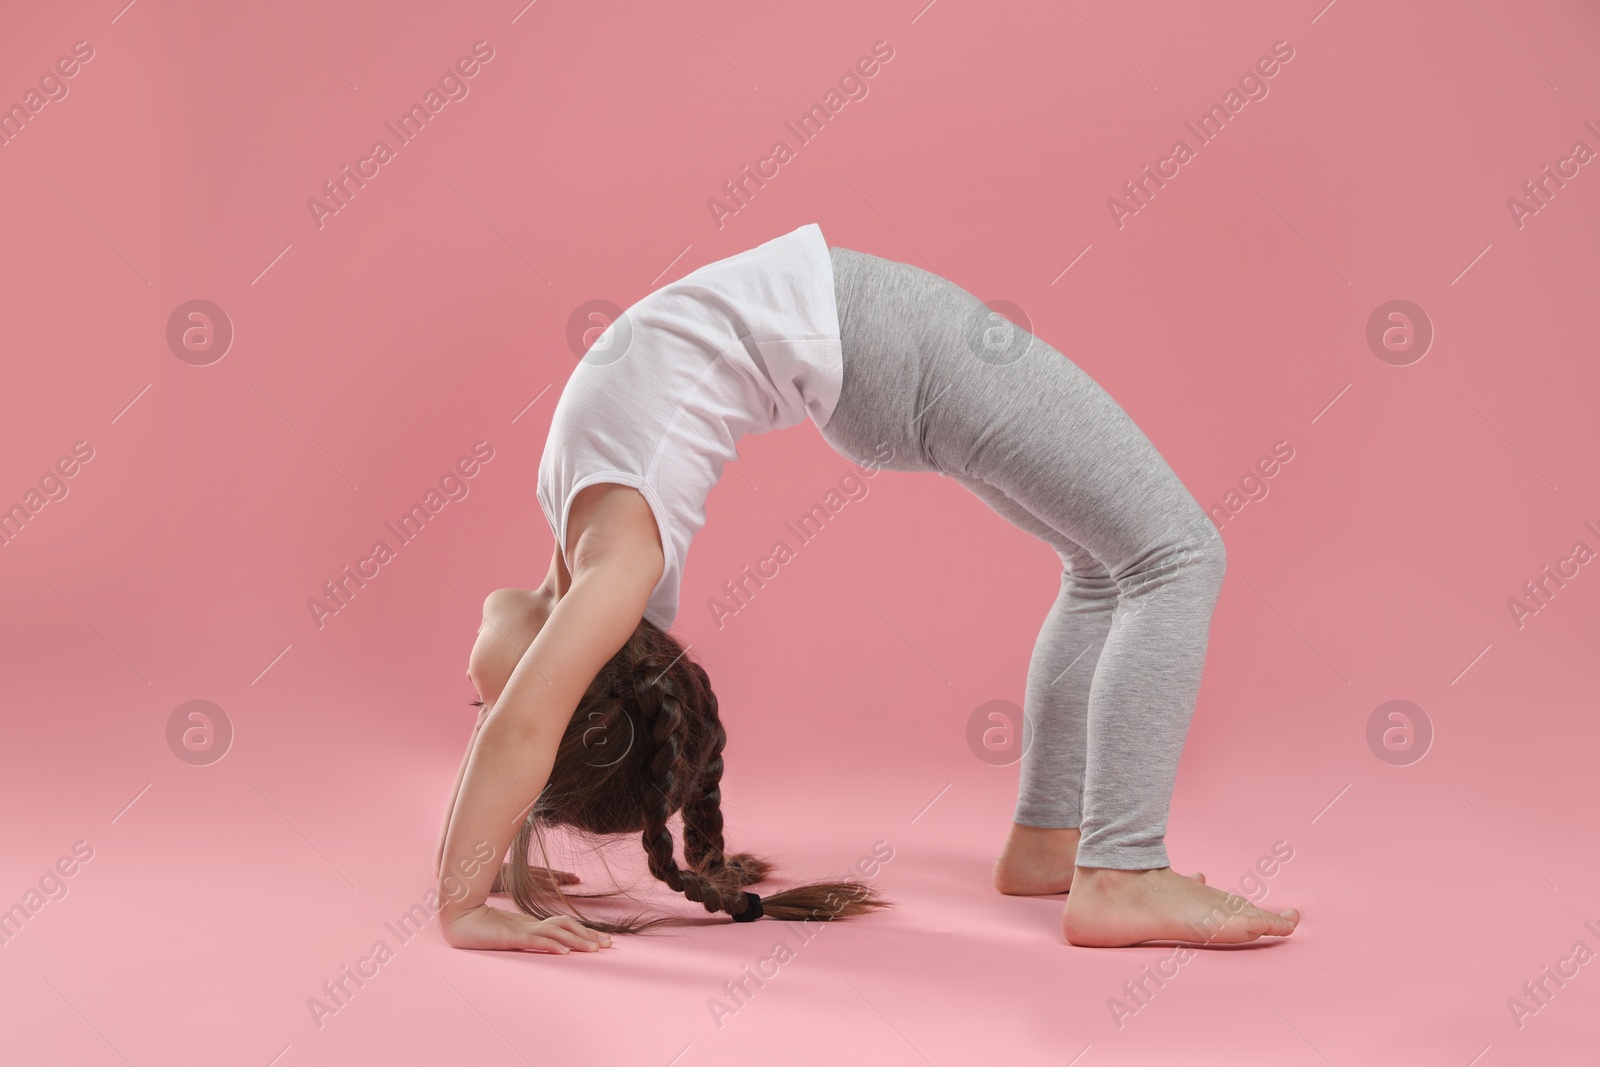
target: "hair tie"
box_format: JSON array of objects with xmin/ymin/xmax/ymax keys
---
[{"xmin": 731, "ymin": 891, "xmax": 763, "ymax": 922}]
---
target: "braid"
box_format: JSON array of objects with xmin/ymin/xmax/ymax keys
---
[
  {"xmin": 637, "ymin": 654, "xmax": 756, "ymax": 918},
  {"xmin": 681, "ymin": 664, "xmax": 728, "ymax": 871},
  {"xmin": 639, "ymin": 665, "xmax": 687, "ymax": 895},
  {"xmin": 510, "ymin": 617, "xmax": 888, "ymax": 932},
  {"xmin": 679, "ymin": 662, "xmax": 771, "ymax": 888}
]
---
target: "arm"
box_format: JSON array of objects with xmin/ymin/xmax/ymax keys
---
[
  {"xmin": 436, "ymin": 700, "xmax": 489, "ymax": 878},
  {"xmin": 437, "ymin": 585, "xmax": 540, "ymax": 879},
  {"xmin": 437, "ymin": 491, "xmax": 663, "ymax": 952},
  {"xmin": 437, "ymin": 583, "xmax": 580, "ymax": 886},
  {"xmin": 438, "ymin": 705, "xmax": 582, "ymax": 893}
]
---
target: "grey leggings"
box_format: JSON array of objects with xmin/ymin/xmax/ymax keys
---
[{"xmin": 823, "ymin": 245, "xmax": 1226, "ymax": 870}]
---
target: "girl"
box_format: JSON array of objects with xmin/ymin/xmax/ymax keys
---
[{"xmin": 435, "ymin": 223, "xmax": 1300, "ymax": 953}]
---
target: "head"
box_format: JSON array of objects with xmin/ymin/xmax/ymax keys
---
[{"xmin": 483, "ymin": 616, "xmax": 890, "ymax": 933}]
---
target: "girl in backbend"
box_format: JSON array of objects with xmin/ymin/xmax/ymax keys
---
[{"xmin": 434, "ymin": 222, "xmax": 1300, "ymax": 953}]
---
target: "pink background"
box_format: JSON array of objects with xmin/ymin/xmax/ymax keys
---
[{"xmin": 3, "ymin": 0, "xmax": 1598, "ymax": 1063}]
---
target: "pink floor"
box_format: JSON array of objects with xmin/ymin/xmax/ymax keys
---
[{"xmin": 4, "ymin": 0, "xmax": 1600, "ymax": 1064}]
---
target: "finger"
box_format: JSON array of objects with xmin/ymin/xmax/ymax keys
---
[
  {"xmin": 546, "ymin": 925, "xmax": 605, "ymax": 951},
  {"xmin": 553, "ymin": 915, "xmax": 610, "ymax": 945},
  {"xmin": 523, "ymin": 936, "xmax": 573, "ymax": 955}
]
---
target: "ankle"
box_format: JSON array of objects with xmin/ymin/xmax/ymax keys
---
[
  {"xmin": 1008, "ymin": 823, "xmax": 1081, "ymax": 843},
  {"xmin": 1074, "ymin": 865, "xmax": 1164, "ymax": 885}
]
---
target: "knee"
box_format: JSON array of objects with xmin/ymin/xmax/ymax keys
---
[
  {"xmin": 481, "ymin": 586, "xmax": 539, "ymax": 617},
  {"xmin": 1115, "ymin": 513, "xmax": 1225, "ymax": 600},
  {"xmin": 1061, "ymin": 554, "xmax": 1117, "ymax": 594},
  {"xmin": 1173, "ymin": 516, "xmax": 1226, "ymax": 593},
  {"xmin": 468, "ymin": 588, "xmax": 553, "ymax": 704}
]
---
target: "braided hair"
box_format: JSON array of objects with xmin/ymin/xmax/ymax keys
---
[{"xmin": 498, "ymin": 618, "xmax": 890, "ymax": 933}]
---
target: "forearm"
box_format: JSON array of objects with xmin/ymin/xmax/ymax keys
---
[
  {"xmin": 437, "ymin": 703, "xmax": 564, "ymax": 921},
  {"xmin": 435, "ymin": 524, "xmax": 659, "ymax": 934},
  {"xmin": 436, "ymin": 707, "xmax": 489, "ymax": 877},
  {"xmin": 436, "ymin": 567, "xmax": 650, "ymax": 923}
]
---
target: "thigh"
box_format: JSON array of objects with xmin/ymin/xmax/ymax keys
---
[
  {"xmin": 823, "ymin": 246, "xmax": 965, "ymax": 473},
  {"xmin": 920, "ymin": 314, "xmax": 1213, "ymax": 575},
  {"xmin": 826, "ymin": 247, "xmax": 1210, "ymax": 573},
  {"xmin": 952, "ymin": 473, "xmax": 1110, "ymax": 581}
]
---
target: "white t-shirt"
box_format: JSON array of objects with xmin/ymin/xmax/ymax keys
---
[{"xmin": 536, "ymin": 222, "xmax": 842, "ymax": 628}]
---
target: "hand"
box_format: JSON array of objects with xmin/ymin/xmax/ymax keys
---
[
  {"xmin": 441, "ymin": 903, "xmax": 613, "ymax": 954},
  {"xmin": 491, "ymin": 864, "xmax": 580, "ymax": 894}
]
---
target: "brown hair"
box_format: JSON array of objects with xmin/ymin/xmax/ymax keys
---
[{"xmin": 479, "ymin": 618, "xmax": 890, "ymax": 934}]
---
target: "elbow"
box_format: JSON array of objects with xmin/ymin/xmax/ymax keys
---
[{"xmin": 479, "ymin": 702, "xmax": 559, "ymax": 750}]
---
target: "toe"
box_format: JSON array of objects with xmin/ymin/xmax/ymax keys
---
[{"xmin": 1254, "ymin": 906, "xmax": 1298, "ymax": 936}]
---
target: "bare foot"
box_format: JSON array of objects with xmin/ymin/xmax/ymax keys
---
[
  {"xmin": 995, "ymin": 825, "xmax": 1207, "ymax": 896},
  {"xmin": 1063, "ymin": 866, "xmax": 1299, "ymax": 947}
]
